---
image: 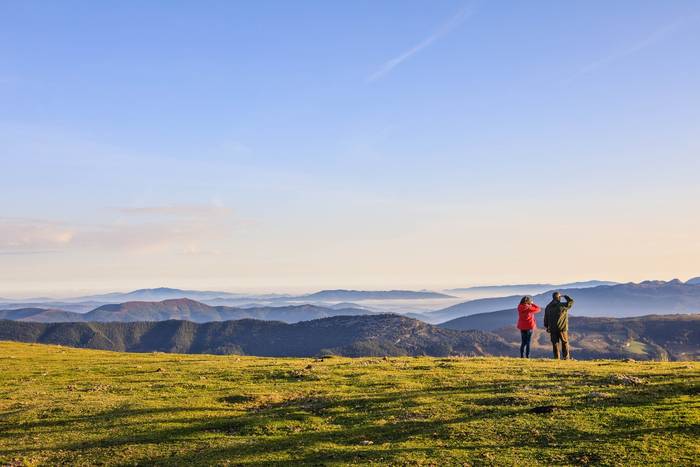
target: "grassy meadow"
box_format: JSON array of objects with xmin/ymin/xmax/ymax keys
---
[{"xmin": 0, "ymin": 341, "xmax": 698, "ymax": 466}]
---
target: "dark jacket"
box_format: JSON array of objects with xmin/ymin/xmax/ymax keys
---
[{"xmin": 544, "ymin": 296, "xmax": 574, "ymax": 332}]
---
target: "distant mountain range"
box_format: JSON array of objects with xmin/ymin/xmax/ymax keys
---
[
  {"xmin": 446, "ymin": 280, "xmax": 617, "ymax": 295},
  {"xmin": 1, "ymin": 312, "xmax": 696, "ymax": 360},
  {"xmin": 1, "ymin": 281, "xmax": 697, "ymax": 361},
  {"xmin": 0, "ymin": 299, "xmax": 374, "ymax": 324},
  {"xmin": 71, "ymin": 287, "xmax": 245, "ymax": 302},
  {"xmin": 0, "ymin": 301, "xmax": 106, "ymax": 313},
  {"xmin": 0, "ymin": 287, "xmax": 455, "ymax": 311},
  {"xmin": 0, "ymin": 308, "xmax": 87, "ymax": 323},
  {"xmin": 2, "ymin": 279, "xmax": 699, "ymax": 323},
  {"xmin": 428, "ymin": 280, "xmax": 700, "ymax": 323},
  {"xmin": 293, "ymin": 289, "xmax": 455, "ymax": 301},
  {"xmin": 0, "ymin": 315, "xmax": 511, "ymax": 357}
]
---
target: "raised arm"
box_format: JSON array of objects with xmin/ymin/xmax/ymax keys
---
[{"xmin": 562, "ymin": 295, "xmax": 574, "ymax": 311}]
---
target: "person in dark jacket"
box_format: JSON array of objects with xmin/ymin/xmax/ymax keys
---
[{"xmin": 544, "ymin": 292, "xmax": 574, "ymax": 359}]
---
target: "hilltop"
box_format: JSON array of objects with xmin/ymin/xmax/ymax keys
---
[
  {"xmin": 0, "ymin": 314, "xmax": 511, "ymax": 357},
  {"xmin": 1, "ymin": 312, "xmax": 697, "ymax": 361},
  {"xmin": 0, "ymin": 342, "xmax": 697, "ymax": 465}
]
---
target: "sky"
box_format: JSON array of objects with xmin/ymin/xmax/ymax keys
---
[{"xmin": 1, "ymin": 0, "xmax": 699, "ymax": 297}]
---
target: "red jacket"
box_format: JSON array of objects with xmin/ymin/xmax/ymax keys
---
[{"xmin": 517, "ymin": 303, "xmax": 541, "ymax": 330}]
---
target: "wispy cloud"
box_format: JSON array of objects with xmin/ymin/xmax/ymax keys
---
[
  {"xmin": 0, "ymin": 250, "xmax": 61, "ymax": 256},
  {"xmin": 115, "ymin": 204, "xmax": 233, "ymax": 218},
  {"xmin": 367, "ymin": 4, "xmax": 474, "ymax": 83},
  {"xmin": 0, "ymin": 218, "xmax": 75, "ymax": 254},
  {"xmin": 0, "ymin": 203, "xmax": 238, "ymax": 256},
  {"xmin": 566, "ymin": 15, "xmax": 697, "ymax": 83}
]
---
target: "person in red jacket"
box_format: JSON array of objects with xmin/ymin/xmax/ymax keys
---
[{"xmin": 517, "ymin": 296, "xmax": 541, "ymax": 358}]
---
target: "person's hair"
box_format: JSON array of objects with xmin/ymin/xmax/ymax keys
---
[
  {"xmin": 552, "ymin": 291, "xmax": 561, "ymax": 299},
  {"xmin": 520, "ymin": 296, "xmax": 531, "ymax": 305}
]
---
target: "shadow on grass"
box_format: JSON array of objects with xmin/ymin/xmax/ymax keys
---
[
  {"xmin": 1, "ymin": 377, "xmax": 697, "ymax": 464},
  {"xmin": 0, "ymin": 387, "xmax": 481, "ymax": 456}
]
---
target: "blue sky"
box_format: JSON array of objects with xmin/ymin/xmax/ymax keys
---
[{"xmin": 1, "ymin": 1, "xmax": 699, "ymax": 295}]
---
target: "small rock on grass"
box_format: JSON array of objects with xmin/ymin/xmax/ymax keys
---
[{"xmin": 609, "ymin": 374, "xmax": 645, "ymax": 385}]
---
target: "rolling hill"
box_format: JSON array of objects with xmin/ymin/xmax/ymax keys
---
[
  {"xmin": 428, "ymin": 280, "xmax": 700, "ymax": 323},
  {"xmin": 0, "ymin": 288, "xmax": 457, "ymax": 314},
  {"xmin": 441, "ymin": 312, "xmax": 700, "ymax": 361},
  {"xmin": 424, "ymin": 296, "xmax": 521, "ymax": 323},
  {"xmin": 439, "ymin": 308, "xmax": 524, "ymax": 331},
  {"xmin": 0, "ymin": 307, "xmax": 86, "ymax": 323},
  {"xmin": 1, "ymin": 311, "xmax": 697, "ymax": 360},
  {"xmin": 0, "ymin": 299, "xmax": 374, "ymax": 324},
  {"xmin": 563, "ymin": 314, "xmax": 700, "ymax": 360},
  {"xmin": 0, "ymin": 314, "xmax": 511, "ymax": 357}
]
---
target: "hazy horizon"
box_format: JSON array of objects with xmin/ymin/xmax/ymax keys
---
[
  {"xmin": 2, "ymin": 1, "xmax": 699, "ymax": 295},
  {"xmin": 1, "ymin": 275, "xmax": 697, "ymax": 301}
]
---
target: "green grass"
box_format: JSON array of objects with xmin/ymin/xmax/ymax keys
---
[
  {"xmin": 625, "ymin": 340, "xmax": 649, "ymax": 356},
  {"xmin": 0, "ymin": 342, "xmax": 698, "ymax": 466}
]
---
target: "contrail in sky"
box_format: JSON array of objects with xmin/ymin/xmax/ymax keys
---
[
  {"xmin": 566, "ymin": 15, "xmax": 698, "ymax": 83},
  {"xmin": 367, "ymin": 4, "xmax": 474, "ymax": 83}
]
